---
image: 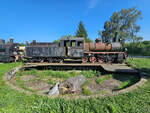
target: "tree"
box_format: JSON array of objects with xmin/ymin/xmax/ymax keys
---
[
  {"xmin": 54, "ymin": 21, "xmax": 93, "ymax": 43},
  {"xmin": 99, "ymin": 7, "xmax": 142, "ymax": 44},
  {"xmin": 53, "ymin": 34, "xmax": 74, "ymax": 43},
  {"xmin": 134, "ymin": 36, "xmax": 143, "ymax": 47},
  {"xmin": 76, "ymin": 21, "xmax": 88, "ymax": 41},
  {"xmin": 19, "ymin": 43, "xmax": 26, "ymax": 46}
]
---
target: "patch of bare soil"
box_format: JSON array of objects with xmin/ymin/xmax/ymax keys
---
[
  {"xmin": 25, "ymin": 80, "xmax": 50, "ymax": 91},
  {"xmin": 86, "ymin": 78, "xmax": 121, "ymax": 93},
  {"xmin": 43, "ymin": 77, "xmax": 64, "ymax": 83},
  {"xmin": 20, "ymin": 75, "xmax": 36, "ymax": 81}
]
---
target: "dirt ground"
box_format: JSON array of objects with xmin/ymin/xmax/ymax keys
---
[
  {"xmin": 86, "ymin": 78, "xmax": 121, "ymax": 93},
  {"xmin": 20, "ymin": 75, "xmax": 36, "ymax": 81},
  {"xmin": 10, "ymin": 72, "xmax": 140, "ymax": 96}
]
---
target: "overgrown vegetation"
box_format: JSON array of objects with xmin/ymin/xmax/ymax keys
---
[
  {"xmin": 15, "ymin": 69, "xmax": 101, "ymax": 92},
  {"xmin": 126, "ymin": 58, "xmax": 150, "ymax": 74},
  {"xmin": 96, "ymin": 74, "xmax": 139, "ymax": 90},
  {"xmin": 117, "ymin": 75, "xmax": 138, "ymax": 90},
  {"xmin": 82, "ymin": 87, "xmax": 91, "ymax": 96},
  {"xmin": 81, "ymin": 70, "xmax": 101, "ymax": 78},
  {"xmin": 125, "ymin": 40, "xmax": 150, "ymax": 56},
  {"xmin": 97, "ymin": 74, "xmax": 113, "ymax": 84},
  {"xmin": 18, "ymin": 69, "xmax": 101, "ymax": 79},
  {"xmin": 0, "ymin": 58, "xmax": 150, "ymax": 112}
]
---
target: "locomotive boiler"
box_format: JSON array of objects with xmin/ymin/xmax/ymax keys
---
[
  {"xmin": 25, "ymin": 37, "xmax": 126, "ymax": 63},
  {"xmin": 83, "ymin": 38, "xmax": 126, "ymax": 63}
]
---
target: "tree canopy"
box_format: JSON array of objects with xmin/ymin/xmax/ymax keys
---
[
  {"xmin": 53, "ymin": 34, "xmax": 74, "ymax": 43},
  {"xmin": 76, "ymin": 21, "xmax": 93, "ymax": 42},
  {"xmin": 99, "ymin": 7, "xmax": 142, "ymax": 43},
  {"xmin": 54, "ymin": 21, "xmax": 93, "ymax": 43},
  {"xmin": 76, "ymin": 21, "xmax": 88, "ymax": 40}
]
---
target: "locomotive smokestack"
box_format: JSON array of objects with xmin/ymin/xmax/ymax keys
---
[
  {"xmin": 10, "ymin": 38, "xmax": 14, "ymax": 44},
  {"xmin": 95, "ymin": 38, "xmax": 102, "ymax": 43}
]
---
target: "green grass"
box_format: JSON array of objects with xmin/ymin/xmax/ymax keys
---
[
  {"xmin": 15, "ymin": 77, "xmax": 35, "ymax": 92},
  {"xmin": 81, "ymin": 70, "xmax": 101, "ymax": 78},
  {"xmin": 96, "ymin": 73, "xmax": 139, "ymax": 90},
  {"xmin": 16, "ymin": 69, "xmax": 101, "ymax": 91},
  {"xmin": 19, "ymin": 69, "xmax": 101, "ymax": 79},
  {"xmin": 117, "ymin": 75, "xmax": 139, "ymax": 90},
  {"xmin": 97, "ymin": 74, "xmax": 113, "ymax": 84},
  {"xmin": 0, "ymin": 58, "xmax": 150, "ymax": 112},
  {"xmin": 82, "ymin": 80, "xmax": 91, "ymax": 95},
  {"xmin": 126, "ymin": 58, "xmax": 150, "ymax": 73},
  {"xmin": 118, "ymin": 80, "xmax": 131, "ymax": 89},
  {"xmin": 82, "ymin": 87, "xmax": 91, "ymax": 95},
  {"xmin": 19, "ymin": 69, "xmax": 79, "ymax": 80}
]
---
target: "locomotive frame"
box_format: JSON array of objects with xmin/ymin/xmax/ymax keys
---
[{"xmin": 25, "ymin": 37, "xmax": 126, "ymax": 63}]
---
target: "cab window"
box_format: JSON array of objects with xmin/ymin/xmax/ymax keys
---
[
  {"xmin": 64, "ymin": 40, "xmax": 70, "ymax": 47},
  {"xmin": 71, "ymin": 40, "xmax": 76, "ymax": 47},
  {"xmin": 77, "ymin": 41, "xmax": 83, "ymax": 47}
]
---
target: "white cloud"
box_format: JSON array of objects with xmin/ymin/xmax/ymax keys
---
[
  {"xmin": 83, "ymin": 0, "xmax": 101, "ymax": 16},
  {"xmin": 88, "ymin": 0, "xmax": 100, "ymax": 9}
]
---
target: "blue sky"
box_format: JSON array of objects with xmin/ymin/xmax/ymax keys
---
[{"xmin": 0, "ymin": 0, "xmax": 149, "ymax": 43}]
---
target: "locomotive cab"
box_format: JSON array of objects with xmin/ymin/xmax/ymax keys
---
[{"xmin": 60, "ymin": 38, "xmax": 84, "ymax": 58}]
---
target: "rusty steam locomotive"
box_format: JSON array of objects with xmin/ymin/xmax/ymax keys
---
[
  {"xmin": 25, "ymin": 37, "xmax": 126, "ymax": 63},
  {"xmin": 0, "ymin": 39, "xmax": 22, "ymax": 62}
]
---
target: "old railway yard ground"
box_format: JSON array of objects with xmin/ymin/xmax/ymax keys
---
[{"xmin": 0, "ymin": 58, "xmax": 150, "ymax": 112}]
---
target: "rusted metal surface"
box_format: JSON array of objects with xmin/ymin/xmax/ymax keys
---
[
  {"xmin": 0, "ymin": 39, "xmax": 21, "ymax": 62},
  {"xmin": 25, "ymin": 38, "xmax": 85, "ymax": 61},
  {"xmin": 26, "ymin": 46, "xmax": 66, "ymax": 57},
  {"xmin": 68, "ymin": 48, "xmax": 84, "ymax": 57},
  {"xmin": 84, "ymin": 39, "xmax": 122, "ymax": 52},
  {"xmin": 84, "ymin": 43, "xmax": 111, "ymax": 51},
  {"xmin": 25, "ymin": 37, "xmax": 126, "ymax": 63}
]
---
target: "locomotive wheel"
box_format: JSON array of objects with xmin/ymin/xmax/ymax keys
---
[
  {"xmin": 97, "ymin": 57, "xmax": 103, "ymax": 63},
  {"xmin": 82, "ymin": 57, "xmax": 88, "ymax": 63},
  {"xmin": 89, "ymin": 56, "xmax": 96, "ymax": 63}
]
